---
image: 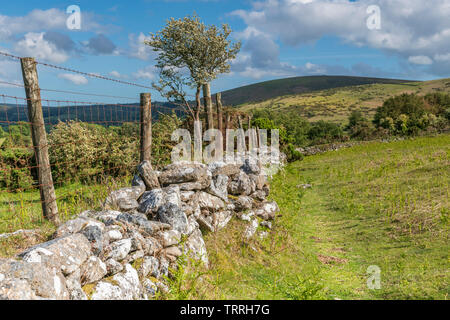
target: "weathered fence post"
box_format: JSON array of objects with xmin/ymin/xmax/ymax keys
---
[
  {"xmin": 140, "ymin": 93, "xmax": 152, "ymax": 163},
  {"xmin": 215, "ymin": 93, "xmax": 224, "ymax": 149},
  {"xmin": 20, "ymin": 57, "xmax": 59, "ymax": 224},
  {"xmin": 203, "ymin": 83, "xmax": 213, "ymax": 130}
]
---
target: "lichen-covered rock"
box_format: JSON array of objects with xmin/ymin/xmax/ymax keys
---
[
  {"xmin": 106, "ymin": 226, "xmax": 123, "ymax": 241},
  {"xmin": 92, "ymin": 264, "xmax": 142, "ymax": 300},
  {"xmin": 80, "ymin": 256, "xmax": 107, "ymax": 285},
  {"xmin": 0, "ymin": 259, "xmax": 69, "ymax": 299},
  {"xmin": 254, "ymin": 201, "xmax": 280, "ymax": 220},
  {"xmin": 117, "ymin": 198, "xmax": 139, "ymax": 212},
  {"xmin": 81, "ymin": 225, "xmax": 104, "ymax": 256},
  {"xmin": 105, "ymin": 258, "xmax": 123, "ymax": 276},
  {"xmin": 138, "ymin": 189, "xmax": 164, "ymax": 216},
  {"xmin": 142, "ymin": 278, "xmax": 157, "ymax": 297},
  {"xmin": 250, "ymin": 190, "xmax": 266, "ymax": 201},
  {"xmin": 228, "ymin": 172, "xmax": 252, "ymax": 196},
  {"xmin": 156, "ymin": 229, "xmax": 181, "ymax": 248},
  {"xmin": 65, "ymin": 268, "xmax": 87, "ymax": 300},
  {"xmin": 54, "ymin": 217, "xmax": 104, "ymax": 238},
  {"xmin": 106, "ymin": 238, "xmax": 132, "ymax": 261},
  {"xmin": 194, "ymin": 191, "xmax": 226, "ymax": 212},
  {"xmin": 180, "ymin": 191, "xmax": 195, "ymax": 202},
  {"xmin": 249, "ymin": 173, "xmax": 268, "ymax": 191},
  {"xmin": 163, "ymin": 185, "xmax": 182, "ymax": 207},
  {"xmin": 163, "ymin": 246, "xmax": 182, "ymax": 262},
  {"xmin": 184, "ymin": 229, "xmax": 208, "ymax": 267},
  {"xmin": 197, "ymin": 215, "xmax": 215, "ymax": 233},
  {"xmin": 212, "ymin": 210, "xmax": 233, "ymax": 231},
  {"xmin": 233, "ymin": 195, "xmax": 253, "ymax": 211},
  {"xmin": 241, "ymin": 157, "xmax": 261, "ymax": 175},
  {"xmin": 157, "ymin": 203, "xmax": 188, "ymax": 234},
  {"xmin": 244, "ymin": 219, "xmax": 259, "ymax": 239},
  {"xmin": 159, "ymin": 163, "xmax": 210, "ymax": 190},
  {"xmin": 90, "ymin": 281, "xmax": 124, "ymax": 300},
  {"xmin": 104, "ymin": 186, "xmax": 145, "ymax": 210},
  {"xmin": 0, "ymin": 277, "xmax": 38, "ymax": 300},
  {"xmin": 138, "ymin": 256, "xmax": 159, "ymax": 278},
  {"xmin": 137, "ymin": 160, "xmax": 161, "ymax": 190},
  {"xmin": 90, "ymin": 210, "xmax": 122, "ymax": 225},
  {"xmin": 213, "ymin": 163, "xmax": 240, "ymax": 178},
  {"xmin": 19, "ymin": 234, "xmax": 91, "ymax": 276},
  {"xmin": 206, "ymin": 174, "xmax": 228, "ymax": 201},
  {"xmin": 131, "ymin": 174, "xmax": 146, "ymax": 190}
]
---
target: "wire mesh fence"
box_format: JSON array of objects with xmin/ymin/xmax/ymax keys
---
[{"xmin": 0, "ymin": 52, "xmax": 190, "ymax": 232}]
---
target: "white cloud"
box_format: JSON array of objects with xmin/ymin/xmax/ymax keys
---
[
  {"xmin": 408, "ymin": 55, "xmax": 433, "ymax": 65},
  {"xmin": 133, "ymin": 65, "xmax": 157, "ymax": 80},
  {"xmin": 14, "ymin": 32, "xmax": 69, "ymax": 63},
  {"xmin": 128, "ymin": 33, "xmax": 154, "ymax": 61},
  {"xmin": 232, "ymin": 0, "xmax": 450, "ymax": 77},
  {"xmin": 58, "ymin": 73, "xmax": 88, "ymax": 85}
]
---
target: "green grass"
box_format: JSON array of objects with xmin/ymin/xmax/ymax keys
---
[
  {"xmin": 0, "ymin": 176, "xmax": 130, "ymax": 257},
  {"xmin": 187, "ymin": 134, "xmax": 449, "ymax": 300}
]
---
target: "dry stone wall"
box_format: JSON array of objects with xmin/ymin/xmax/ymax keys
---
[{"xmin": 0, "ymin": 154, "xmax": 283, "ymax": 300}]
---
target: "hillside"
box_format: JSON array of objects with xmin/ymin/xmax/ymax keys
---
[
  {"xmin": 196, "ymin": 135, "xmax": 450, "ymax": 299},
  {"xmin": 219, "ymin": 75, "xmax": 416, "ymax": 106},
  {"xmin": 238, "ymin": 78, "xmax": 450, "ymax": 123}
]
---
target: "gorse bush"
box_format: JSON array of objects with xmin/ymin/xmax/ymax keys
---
[
  {"xmin": 48, "ymin": 121, "xmax": 139, "ymax": 184},
  {"xmin": 307, "ymin": 120, "xmax": 345, "ymax": 145},
  {"xmin": 0, "ymin": 123, "xmax": 34, "ymax": 191},
  {"xmin": 374, "ymin": 93, "xmax": 450, "ymax": 135}
]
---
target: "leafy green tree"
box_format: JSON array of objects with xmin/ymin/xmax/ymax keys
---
[{"xmin": 145, "ymin": 14, "xmax": 241, "ymax": 126}]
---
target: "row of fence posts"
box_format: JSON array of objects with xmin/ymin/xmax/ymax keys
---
[{"xmin": 17, "ymin": 57, "xmax": 257, "ymax": 225}]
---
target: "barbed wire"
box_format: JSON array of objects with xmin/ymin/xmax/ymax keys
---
[{"xmin": 0, "ymin": 51, "xmax": 153, "ymax": 90}]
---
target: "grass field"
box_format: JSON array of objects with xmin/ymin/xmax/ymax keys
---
[
  {"xmin": 238, "ymin": 78, "xmax": 450, "ymax": 123},
  {"xmin": 0, "ymin": 177, "xmax": 130, "ymax": 257},
  {"xmin": 184, "ymin": 134, "xmax": 449, "ymax": 300},
  {"xmin": 1, "ymin": 135, "xmax": 448, "ymax": 299}
]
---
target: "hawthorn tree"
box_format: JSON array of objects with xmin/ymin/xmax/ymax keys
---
[{"xmin": 145, "ymin": 14, "xmax": 241, "ymax": 129}]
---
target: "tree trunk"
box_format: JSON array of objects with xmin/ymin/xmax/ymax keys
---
[
  {"xmin": 195, "ymin": 85, "xmax": 201, "ymax": 122},
  {"xmin": 203, "ymin": 83, "xmax": 213, "ymax": 130},
  {"xmin": 216, "ymin": 92, "xmax": 223, "ymax": 134}
]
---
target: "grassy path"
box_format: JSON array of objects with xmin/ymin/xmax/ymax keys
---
[{"xmin": 195, "ymin": 135, "xmax": 449, "ymax": 300}]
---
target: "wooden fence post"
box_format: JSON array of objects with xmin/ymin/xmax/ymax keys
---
[
  {"xmin": 140, "ymin": 93, "xmax": 152, "ymax": 163},
  {"xmin": 215, "ymin": 93, "xmax": 224, "ymax": 148},
  {"xmin": 203, "ymin": 83, "xmax": 213, "ymax": 130},
  {"xmin": 20, "ymin": 57, "xmax": 59, "ymax": 224}
]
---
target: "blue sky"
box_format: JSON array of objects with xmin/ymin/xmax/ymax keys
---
[{"xmin": 0, "ymin": 0, "xmax": 449, "ymax": 104}]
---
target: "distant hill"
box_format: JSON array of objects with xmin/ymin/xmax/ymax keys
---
[
  {"xmin": 0, "ymin": 101, "xmax": 183, "ymax": 129},
  {"xmin": 218, "ymin": 75, "xmax": 416, "ymax": 106},
  {"xmin": 237, "ymin": 77, "xmax": 450, "ymax": 123}
]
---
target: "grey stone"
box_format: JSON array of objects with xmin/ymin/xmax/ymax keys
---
[
  {"xmin": 139, "ymin": 256, "xmax": 159, "ymax": 278},
  {"xmin": 54, "ymin": 217, "xmax": 104, "ymax": 238},
  {"xmin": 138, "ymin": 189, "xmax": 164, "ymax": 216},
  {"xmin": 254, "ymin": 201, "xmax": 280, "ymax": 220},
  {"xmin": 241, "ymin": 157, "xmax": 261, "ymax": 175},
  {"xmin": 212, "ymin": 210, "xmax": 233, "ymax": 231},
  {"xmin": 228, "ymin": 172, "xmax": 252, "ymax": 196},
  {"xmin": 19, "ymin": 234, "xmax": 91, "ymax": 276},
  {"xmin": 244, "ymin": 219, "xmax": 259, "ymax": 239},
  {"xmin": 156, "ymin": 229, "xmax": 181, "ymax": 248},
  {"xmin": 105, "ymin": 258, "xmax": 123, "ymax": 276},
  {"xmin": 0, "ymin": 258, "xmax": 69, "ymax": 299},
  {"xmin": 184, "ymin": 228, "xmax": 208, "ymax": 267},
  {"xmin": 194, "ymin": 191, "xmax": 226, "ymax": 212},
  {"xmin": 80, "ymin": 256, "xmax": 107, "ymax": 285},
  {"xmin": 106, "ymin": 238, "xmax": 132, "ymax": 261},
  {"xmin": 81, "ymin": 225, "xmax": 103, "ymax": 256},
  {"xmin": 234, "ymin": 195, "xmax": 253, "ymax": 211},
  {"xmin": 117, "ymin": 198, "xmax": 139, "ymax": 212},
  {"xmin": 142, "ymin": 278, "xmax": 157, "ymax": 297},
  {"xmin": 65, "ymin": 268, "xmax": 87, "ymax": 300},
  {"xmin": 137, "ymin": 160, "xmax": 161, "ymax": 190},
  {"xmin": 206, "ymin": 174, "xmax": 229, "ymax": 201},
  {"xmin": 104, "ymin": 186, "xmax": 145, "ymax": 210},
  {"xmin": 157, "ymin": 203, "xmax": 188, "ymax": 234}
]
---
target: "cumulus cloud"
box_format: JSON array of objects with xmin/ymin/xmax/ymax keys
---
[
  {"xmin": 232, "ymin": 0, "xmax": 450, "ymax": 77},
  {"xmin": 14, "ymin": 32, "xmax": 69, "ymax": 63},
  {"xmin": 128, "ymin": 32, "xmax": 154, "ymax": 61},
  {"xmin": 58, "ymin": 73, "xmax": 88, "ymax": 85},
  {"xmin": 133, "ymin": 65, "xmax": 157, "ymax": 80}
]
